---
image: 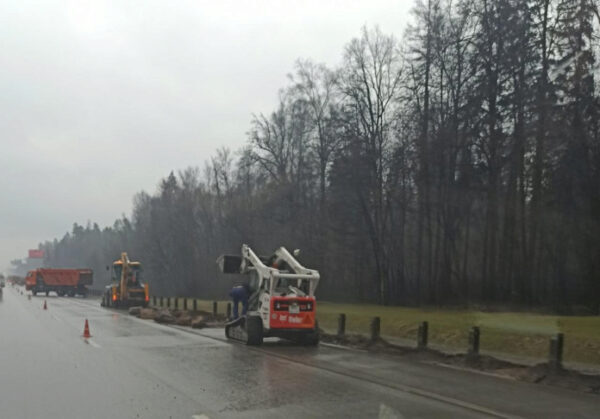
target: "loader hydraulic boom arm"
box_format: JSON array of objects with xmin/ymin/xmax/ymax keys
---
[{"xmin": 238, "ymin": 244, "xmax": 320, "ymax": 296}]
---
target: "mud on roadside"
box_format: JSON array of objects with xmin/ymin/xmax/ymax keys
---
[
  {"xmin": 128, "ymin": 307, "xmax": 600, "ymax": 395},
  {"xmin": 128, "ymin": 306, "xmax": 227, "ymax": 328},
  {"xmin": 321, "ymin": 332, "xmax": 600, "ymax": 395}
]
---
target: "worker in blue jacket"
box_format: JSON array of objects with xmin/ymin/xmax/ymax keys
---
[{"xmin": 229, "ymin": 282, "xmax": 251, "ymax": 319}]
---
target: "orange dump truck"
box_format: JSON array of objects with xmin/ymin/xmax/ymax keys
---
[{"xmin": 25, "ymin": 268, "xmax": 93, "ymax": 297}]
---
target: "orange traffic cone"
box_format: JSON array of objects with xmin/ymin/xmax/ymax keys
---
[
  {"xmin": 43, "ymin": 300, "xmax": 47, "ymax": 310},
  {"xmin": 82, "ymin": 319, "xmax": 91, "ymax": 338}
]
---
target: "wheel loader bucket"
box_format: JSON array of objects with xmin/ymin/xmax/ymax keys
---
[{"xmin": 217, "ymin": 255, "xmax": 242, "ymax": 274}]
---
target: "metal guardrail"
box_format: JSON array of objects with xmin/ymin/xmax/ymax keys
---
[
  {"xmin": 332, "ymin": 313, "xmax": 566, "ymax": 369},
  {"xmin": 149, "ymin": 296, "xmax": 230, "ymax": 318}
]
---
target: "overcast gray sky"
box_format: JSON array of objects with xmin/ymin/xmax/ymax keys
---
[{"xmin": 0, "ymin": 0, "xmax": 411, "ymax": 271}]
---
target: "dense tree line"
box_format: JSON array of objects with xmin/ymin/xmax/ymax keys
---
[{"xmin": 41, "ymin": 0, "xmax": 600, "ymax": 312}]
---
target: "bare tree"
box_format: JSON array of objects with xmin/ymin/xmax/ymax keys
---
[{"xmin": 339, "ymin": 26, "xmax": 403, "ymax": 304}]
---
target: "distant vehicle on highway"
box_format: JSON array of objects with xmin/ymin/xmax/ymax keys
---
[
  {"xmin": 25, "ymin": 268, "xmax": 93, "ymax": 297},
  {"xmin": 8, "ymin": 276, "xmax": 25, "ymax": 286}
]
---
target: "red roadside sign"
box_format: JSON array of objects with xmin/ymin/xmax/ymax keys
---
[{"xmin": 28, "ymin": 249, "xmax": 44, "ymax": 259}]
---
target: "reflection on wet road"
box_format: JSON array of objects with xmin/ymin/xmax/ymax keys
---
[{"xmin": 1, "ymin": 286, "xmax": 597, "ymax": 418}]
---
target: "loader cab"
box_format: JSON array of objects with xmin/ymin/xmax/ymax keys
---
[
  {"xmin": 248, "ymin": 271, "xmax": 260, "ymax": 293},
  {"xmin": 111, "ymin": 262, "xmax": 122, "ymax": 282},
  {"xmin": 271, "ymin": 276, "xmax": 314, "ymax": 297},
  {"xmin": 127, "ymin": 266, "xmax": 142, "ymax": 286},
  {"xmin": 112, "ymin": 262, "xmax": 143, "ymax": 287},
  {"xmin": 251, "ymin": 261, "xmax": 317, "ymax": 298},
  {"xmin": 274, "ymin": 277, "xmax": 297, "ymax": 295}
]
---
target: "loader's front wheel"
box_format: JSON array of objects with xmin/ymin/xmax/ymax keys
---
[{"xmin": 246, "ymin": 315, "xmax": 263, "ymax": 346}]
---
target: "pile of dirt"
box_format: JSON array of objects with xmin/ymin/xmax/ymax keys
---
[
  {"xmin": 191, "ymin": 316, "xmax": 207, "ymax": 329},
  {"xmin": 126, "ymin": 306, "xmax": 158, "ymax": 320},
  {"xmin": 139, "ymin": 308, "xmax": 156, "ymax": 319},
  {"xmin": 439, "ymin": 353, "xmax": 600, "ymax": 394},
  {"xmin": 175, "ymin": 312, "xmax": 192, "ymax": 326},
  {"xmin": 522, "ymin": 363, "xmax": 600, "ymax": 394},
  {"xmin": 128, "ymin": 306, "xmax": 142, "ymax": 316},
  {"xmin": 462, "ymin": 354, "xmax": 517, "ymax": 370},
  {"xmin": 154, "ymin": 308, "xmax": 176, "ymax": 324},
  {"xmin": 130, "ymin": 306, "xmax": 225, "ymax": 328}
]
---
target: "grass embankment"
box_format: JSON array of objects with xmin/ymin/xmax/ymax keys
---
[{"xmin": 317, "ymin": 302, "xmax": 600, "ymax": 366}]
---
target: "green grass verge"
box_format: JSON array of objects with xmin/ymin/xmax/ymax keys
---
[{"xmin": 316, "ymin": 302, "xmax": 600, "ymax": 366}]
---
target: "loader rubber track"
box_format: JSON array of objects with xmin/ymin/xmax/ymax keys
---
[{"xmin": 225, "ymin": 315, "xmax": 263, "ymax": 345}]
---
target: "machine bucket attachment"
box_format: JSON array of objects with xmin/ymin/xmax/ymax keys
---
[{"xmin": 217, "ymin": 255, "xmax": 242, "ymax": 274}]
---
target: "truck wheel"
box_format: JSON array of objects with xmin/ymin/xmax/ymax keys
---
[
  {"xmin": 57, "ymin": 289, "xmax": 65, "ymax": 297},
  {"xmin": 68, "ymin": 289, "xmax": 75, "ymax": 297},
  {"xmin": 32, "ymin": 290, "xmax": 37, "ymax": 296},
  {"xmin": 246, "ymin": 315, "xmax": 263, "ymax": 346}
]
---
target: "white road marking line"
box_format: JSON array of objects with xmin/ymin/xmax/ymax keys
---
[
  {"xmin": 85, "ymin": 339, "xmax": 101, "ymax": 348},
  {"xmin": 192, "ymin": 415, "xmax": 210, "ymax": 419}
]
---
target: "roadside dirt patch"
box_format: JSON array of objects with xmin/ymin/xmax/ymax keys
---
[
  {"xmin": 175, "ymin": 313, "xmax": 192, "ymax": 326},
  {"xmin": 191, "ymin": 316, "xmax": 207, "ymax": 329},
  {"xmin": 139, "ymin": 308, "xmax": 156, "ymax": 319},
  {"xmin": 321, "ymin": 332, "xmax": 600, "ymax": 394},
  {"xmin": 144, "ymin": 307, "xmax": 226, "ymax": 327},
  {"xmin": 154, "ymin": 308, "xmax": 176, "ymax": 324},
  {"xmin": 128, "ymin": 306, "xmax": 142, "ymax": 316},
  {"xmin": 524, "ymin": 364, "xmax": 600, "ymax": 394}
]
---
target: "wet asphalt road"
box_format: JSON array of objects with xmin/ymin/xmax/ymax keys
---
[{"xmin": 1, "ymin": 286, "xmax": 598, "ymax": 419}]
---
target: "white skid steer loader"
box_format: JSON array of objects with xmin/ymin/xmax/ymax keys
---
[{"xmin": 217, "ymin": 244, "xmax": 320, "ymax": 346}]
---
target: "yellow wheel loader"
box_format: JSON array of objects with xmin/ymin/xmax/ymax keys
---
[{"xmin": 101, "ymin": 252, "xmax": 149, "ymax": 308}]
